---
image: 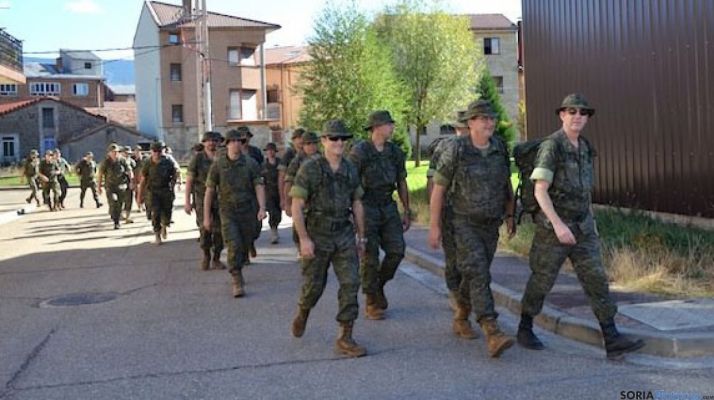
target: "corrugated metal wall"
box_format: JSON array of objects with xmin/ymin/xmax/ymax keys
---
[{"xmin": 523, "ymin": 0, "xmax": 714, "ymax": 217}]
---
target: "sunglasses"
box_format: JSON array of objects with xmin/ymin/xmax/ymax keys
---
[
  {"xmin": 565, "ymin": 108, "xmax": 592, "ymax": 116},
  {"xmin": 326, "ymin": 136, "xmax": 352, "ymax": 142},
  {"xmin": 229, "ymin": 139, "xmax": 247, "ymax": 144}
]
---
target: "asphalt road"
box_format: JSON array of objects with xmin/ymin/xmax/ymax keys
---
[{"xmin": 0, "ymin": 188, "xmax": 712, "ymax": 400}]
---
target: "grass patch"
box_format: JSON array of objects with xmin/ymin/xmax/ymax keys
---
[
  {"xmin": 405, "ymin": 161, "xmax": 429, "ymax": 224},
  {"xmin": 0, "ymin": 166, "xmax": 80, "ymax": 187}
]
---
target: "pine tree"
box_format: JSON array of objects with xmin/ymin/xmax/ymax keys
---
[{"xmin": 476, "ymin": 68, "xmax": 516, "ymax": 148}]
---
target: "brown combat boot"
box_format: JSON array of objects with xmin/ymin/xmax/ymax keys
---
[
  {"xmin": 452, "ymin": 303, "xmax": 477, "ymax": 340},
  {"xmin": 161, "ymin": 224, "xmax": 168, "ymax": 240},
  {"xmin": 291, "ymin": 306, "xmax": 310, "ymax": 337},
  {"xmin": 212, "ymin": 253, "xmax": 227, "ymax": 270},
  {"xmin": 335, "ymin": 321, "xmax": 367, "ymax": 357},
  {"xmin": 364, "ymin": 294, "xmax": 385, "ymax": 320},
  {"xmin": 231, "ymin": 272, "xmax": 245, "ymax": 298},
  {"xmin": 375, "ymin": 284, "xmax": 388, "ymax": 310},
  {"xmin": 201, "ymin": 250, "xmax": 211, "ymax": 271},
  {"xmin": 153, "ymin": 232, "xmax": 162, "ymax": 245},
  {"xmin": 447, "ymin": 290, "xmax": 459, "ymax": 312},
  {"xmin": 479, "ymin": 317, "xmax": 514, "ymax": 358}
]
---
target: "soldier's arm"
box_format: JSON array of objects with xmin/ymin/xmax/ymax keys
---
[
  {"xmin": 202, "ymin": 187, "xmax": 214, "ymax": 231},
  {"xmin": 184, "ymin": 175, "xmax": 194, "ymax": 213},
  {"xmin": 278, "ymin": 170, "xmax": 287, "ymax": 209}
]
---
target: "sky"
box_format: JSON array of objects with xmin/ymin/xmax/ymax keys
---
[{"xmin": 0, "ymin": 0, "xmax": 521, "ymax": 60}]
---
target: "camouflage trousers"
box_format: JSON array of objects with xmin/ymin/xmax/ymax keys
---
[
  {"xmin": 105, "ymin": 186, "xmax": 128, "ymax": 223},
  {"xmin": 195, "ymin": 196, "xmax": 223, "ymax": 254},
  {"xmin": 360, "ymin": 201, "xmax": 405, "ymax": 294},
  {"xmin": 26, "ymin": 177, "xmax": 40, "ymax": 203},
  {"xmin": 264, "ymin": 191, "xmax": 282, "ymax": 229},
  {"xmin": 42, "ymin": 180, "xmax": 60, "ymax": 208},
  {"xmin": 441, "ymin": 205, "xmax": 463, "ymax": 295},
  {"xmin": 298, "ymin": 220, "xmax": 360, "ymax": 322},
  {"xmin": 79, "ymin": 181, "xmax": 99, "ymax": 205},
  {"xmin": 219, "ymin": 206, "xmax": 258, "ymax": 277},
  {"xmin": 521, "ymin": 213, "xmax": 617, "ymax": 323},
  {"xmin": 58, "ymin": 175, "xmax": 69, "ymax": 204},
  {"xmin": 452, "ymin": 216, "xmax": 501, "ymax": 322},
  {"xmin": 150, "ymin": 190, "xmax": 174, "ymax": 233},
  {"xmin": 124, "ymin": 188, "xmax": 134, "ymax": 213}
]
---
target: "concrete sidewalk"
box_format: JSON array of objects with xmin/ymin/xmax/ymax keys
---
[{"xmin": 404, "ymin": 224, "xmax": 714, "ymax": 358}]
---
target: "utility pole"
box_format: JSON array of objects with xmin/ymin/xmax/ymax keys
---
[{"xmin": 187, "ymin": 0, "xmax": 212, "ymax": 139}]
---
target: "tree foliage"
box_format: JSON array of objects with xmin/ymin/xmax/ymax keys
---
[
  {"xmin": 476, "ymin": 68, "xmax": 517, "ymax": 148},
  {"xmin": 298, "ymin": 1, "xmax": 411, "ymax": 156}
]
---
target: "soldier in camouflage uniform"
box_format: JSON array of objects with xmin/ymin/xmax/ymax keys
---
[
  {"xmin": 54, "ymin": 149, "xmax": 70, "ymax": 209},
  {"xmin": 233, "ymin": 126, "xmax": 262, "ymax": 260},
  {"xmin": 138, "ymin": 141, "xmax": 179, "ymax": 245},
  {"xmin": 289, "ymin": 119, "xmax": 368, "ymax": 358},
  {"xmin": 518, "ymin": 94, "xmax": 644, "ymax": 359},
  {"xmin": 261, "ymin": 142, "xmax": 282, "ymax": 244},
  {"xmin": 204, "ymin": 129, "xmax": 266, "ymax": 298},
  {"xmin": 22, "ymin": 150, "xmax": 41, "ymax": 207},
  {"xmin": 131, "ymin": 145, "xmax": 146, "ymax": 212},
  {"xmin": 185, "ymin": 131, "xmax": 226, "ymax": 270},
  {"xmin": 284, "ymin": 131, "xmax": 320, "ymax": 251},
  {"xmin": 349, "ymin": 110, "xmax": 410, "ymax": 320},
  {"xmin": 121, "ymin": 146, "xmax": 136, "ymax": 223},
  {"xmin": 75, "ymin": 151, "xmax": 102, "ymax": 208},
  {"xmin": 98, "ymin": 143, "xmax": 134, "ymax": 229},
  {"xmin": 429, "ymin": 99, "xmax": 517, "ymax": 358},
  {"xmin": 38, "ymin": 150, "xmax": 61, "ymax": 211},
  {"xmin": 279, "ymin": 128, "xmax": 305, "ymax": 211}
]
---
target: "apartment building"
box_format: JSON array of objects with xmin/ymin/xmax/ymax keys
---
[
  {"xmin": 264, "ymin": 45, "xmax": 310, "ymax": 132},
  {"xmin": 133, "ymin": 1, "xmax": 280, "ymax": 158}
]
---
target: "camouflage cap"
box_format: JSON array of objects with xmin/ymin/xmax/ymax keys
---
[
  {"xmin": 263, "ymin": 142, "xmax": 277, "ymax": 151},
  {"xmin": 302, "ymin": 131, "xmax": 319, "ymax": 143},
  {"xmin": 54, "ymin": 148, "xmax": 61, "ymax": 154},
  {"xmin": 291, "ymin": 128, "xmax": 306, "ymax": 139},
  {"xmin": 29, "ymin": 149, "xmax": 39, "ymax": 156},
  {"xmin": 107, "ymin": 143, "xmax": 120, "ymax": 152},
  {"xmin": 45, "ymin": 150, "xmax": 54, "ymax": 156},
  {"xmin": 235, "ymin": 126, "xmax": 253, "ymax": 138},
  {"xmin": 452, "ymin": 110, "xmax": 468, "ymax": 129},
  {"xmin": 201, "ymin": 131, "xmax": 220, "ymax": 142},
  {"xmin": 460, "ymin": 99, "xmax": 497, "ymax": 121},
  {"xmin": 85, "ymin": 151, "xmax": 94, "ymax": 157},
  {"xmin": 211, "ymin": 131, "xmax": 224, "ymax": 142},
  {"xmin": 150, "ymin": 141, "xmax": 166, "ymax": 151},
  {"xmin": 134, "ymin": 145, "xmax": 143, "ymax": 151},
  {"xmin": 556, "ymin": 93, "xmax": 595, "ymax": 115},
  {"xmin": 123, "ymin": 146, "xmax": 132, "ymax": 153},
  {"xmin": 364, "ymin": 110, "xmax": 395, "ymax": 131},
  {"xmin": 321, "ymin": 119, "xmax": 352, "ymax": 138},
  {"xmin": 225, "ymin": 129, "xmax": 249, "ymax": 142}
]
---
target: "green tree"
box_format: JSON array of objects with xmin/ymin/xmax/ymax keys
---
[
  {"xmin": 476, "ymin": 68, "xmax": 517, "ymax": 147},
  {"xmin": 374, "ymin": 0, "xmax": 480, "ymax": 165},
  {"xmin": 298, "ymin": 1, "xmax": 411, "ymax": 156}
]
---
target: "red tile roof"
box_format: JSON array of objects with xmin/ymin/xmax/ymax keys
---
[
  {"xmin": 149, "ymin": 1, "xmax": 280, "ymax": 31},
  {"xmin": 468, "ymin": 14, "xmax": 517, "ymax": 31},
  {"xmin": 265, "ymin": 46, "xmax": 311, "ymax": 66},
  {"xmin": 0, "ymin": 99, "xmax": 41, "ymax": 116}
]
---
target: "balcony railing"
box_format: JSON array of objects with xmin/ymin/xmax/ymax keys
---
[{"xmin": 0, "ymin": 29, "xmax": 23, "ymax": 72}]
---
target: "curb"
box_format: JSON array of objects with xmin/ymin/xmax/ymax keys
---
[{"xmin": 405, "ymin": 246, "xmax": 714, "ymax": 358}]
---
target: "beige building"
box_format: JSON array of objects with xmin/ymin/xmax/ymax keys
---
[
  {"xmin": 265, "ymin": 46, "xmax": 310, "ymax": 133},
  {"xmin": 133, "ymin": 1, "xmax": 281, "ymax": 159}
]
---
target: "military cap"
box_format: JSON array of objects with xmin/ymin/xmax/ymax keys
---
[
  {"xmin": 54, "ymin": 148, "xmax": 61, "ymax": 153},
  {"xmin": 364, "ymin": 110, "xmax": 396, "ymax": 131},
  {"xmin": 556, "ymin": 93, "xmax": 595, "ymax": 116},
  {"xmin": 107, "ymin": 143, "xmax": 120, "ymax": 152},
  {"xmin": 211, "ymin": 131, "xmax": 224, "ymax": 142},
  {"xmin": 460, "ymin": 99, "xmax": 497, "ymax": 121},
  {"xmin": 85, "ymin": 151, "xmax": 94, "ymax": 157},
  {"xmin": 302, "ymin": 131, "xmax": 319, "ymax": 144},
  {"xmin": 122, "ymin": 146, "xmax": 132, "ymax": 153},
  {"xmin": 264, "ymin": 142, "xmax": 277, "ymax": 151},
  {"xmin": 29, "ymin": 149, "xmax": 39, "ymax": 156},
  {"xmin": 45, "ymin": 149, "xmax": 54, "ymax": 156},
  {"xmin": 452, "ymin": 110, "xmax": 468, "ymax": 129},
  {"xmin": 134, "ymin": 145, "xmax": 143, "ymax": 151},
  {"xmin": 150, "ymin": 141, "xmax": 166, "ymax": 151},
  {"xmin": 321, "ymin": 119, "xmax": 352, "ymax": 138},
  {"xmin": 225, "ymin": 129, "xmax": 249, "ymax": 141},
  {"xmin": 235, "ymin": 126, "xmax": 253, "ymax": 138},
  {"xmin": 291, "ymin": 128, "xmax": 306, "ymax": 139},
  {"xmin": 201, "ymin": 131, "xmax": 220, "ymax": 142}
]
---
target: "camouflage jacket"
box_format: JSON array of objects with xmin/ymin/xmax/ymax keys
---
[
  {"xmin": 39, "ymin": 159, "xmax": 60, "ymax": 182},
  {"xmin": 56, "ymin": 157, "xmax": 70, "ymax": 175},
  {"xmin": 187, "ymin": 151, "xmax": 216, "ymax": 198},
  {"xmin": 434, "ymin": 135, "xmax": 511, "ymax": 220},
  {"xmin": 23, "ymin": 158, "xmax": 39, "ymax": 178},
  {"xmin": 141, "ymin": 155, "xmax": 178, "ymax": 193},
  {"xmin": 75, "ymin": 159, "xmax": 97, "ymax": 183},
  {"xmin": 290, "ymin": 156, "xmax": 363, "ymax": 221},
  {"xmin": 530, "ymin": 129, "xmax": 596, "ymax": 222},
  {"xmin": 246, "ymin": 145, "xmax": 264, "ymax": 165},
  {"xmin": 261, "ymin": 157, "xmax": 281, "ymax": 197},
  {"xmin": 278, "ymin": 146, "xmax": 299, "ymax": 172},
  {"xmin": 206, "ymin": 153, "xmax": 263, "ymax": 212},
  {"xmin": 348, "ymin": 140, "xmax": 406, "ymax": 205},
  {"xmin": 99, "ymin": 157, "xmax": 131, "ymax": 189},
  {"xmin": 131, "ymin": 154, "xmax": 144, "ymax": 176},
  {"xmin": 426, "ymin": 136, "xmax": 456, "ymax": 179},
  {"xmin": 285, "ymin": 152, "xmax": 320, "ymax": 183}
]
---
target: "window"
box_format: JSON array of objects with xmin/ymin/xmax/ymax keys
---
[
  {"xmin": 1, "ymin": 135, "xmax": 18, "ymax": 160},
  {"xmin": 493, "ymin": 76, "xmax": 504, "ymax": 94},
  {"xmin": 170, "ymin": 63, "xmax": 182, "ymax": 81},
  {"xmin": 229, "ymin": 89, "xmax": 257, "ymax": 120},
  {"xmin": 172, "ymin": 105, "xmax": 183, "ymax": 123},
  {"xmin": 228, "ymin": 47, "xmax": 256, "ymax": 66},
  {"xmin": 84, "ymin": 62, "xmax": 92, "ymax": 69},
  {"xmin": 41, "ymin": 108, "xmax": 55, "ymax": 129},
  {"xmin": 73, "ymin": 83, "xmax": 89, "ymax": 96},
  {"xmin": 267, "ymin": 88, "xmax": 279, "ymax": 103},
  {"xmin": 168, "ymin": 33, "xmax": 180, "ymax": 45},
  {"xmin": 42, "ymin": 136, "xmax": 56, "ymax": 154},
  {"xmin": 0, "ymin": 84, "xmax": 17, "ymax": 96},
  {"xmin": 30, "ymin": 82, "xmax": 61, "ymax": 96},
  {"xmin": 484, "ymin": 37, "xmax": 500, "ymax": 55}
]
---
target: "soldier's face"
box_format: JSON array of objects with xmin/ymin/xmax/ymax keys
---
[
  {"xmin": 303, "ymin": 142, "xmax": 318, "ymax": 155},
  {"xmin": 373, "ymin": 122, "xmax": 394, "ymax": 139},
  {"xmin": 468, "ymin": 115, "xmax": 496, "ymax": 138},
  {"xmin": 204, "ymin": 139, "xmax": 217, "ymax": 151},
  {"xmin": 293, "ymin": 137, "xmax": 304, "ymax": 150},
  {"xmin": 560, "ymin": 108, "xmax": 589, "ymax": 133},
  {"xmin": 108, "ymin": 150, "xmax": 118, "ymax": 160},
  {"xmin": 321, "ymin": 136, "xmax": 347, "ymax": 157}
]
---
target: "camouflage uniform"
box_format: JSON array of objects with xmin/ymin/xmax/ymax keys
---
[
  {"xmin": 23, "ymin": 152, "xmax": 41, "ymax": 206},
  {"xmin": 141, "ymin": 148, "xmax": 179, "ymax": 237},
  {"xmin": 98, "ymin": 149, "xmax": 132, "ymax": 226},
  {"xmin": 521, "ymin": 129, "xmax": 616, "ymax": 322},
  {"xmin": 123, "ymin": 147, "xmax": 137, "ymax": 215},
  {"xmin": 434, "ymin": 134, "xmax": 511, "ymax": 322},
  {"xmin": 131, "ymin": 149, "xmax": 145, "ymax": 211},
  {"xmin": 261, "ymin": 152, "xmax": 282, "ymax": 231},
  {"xmin": 187, "ymin": 147, "xmax": 223, "ymax": 256},
  {"xmin": 39, "ymin": 155, "xmax": 61, "ymax": 210},
  {"xmin": 289, "ymin": 156, "xmax": 363, "ymax": 322},
  {"xmin": 75, "ymin": 155, "xmax": 100, "ymax": 207},
  {"xmin": 349, "ymin": 139, "xmax": 406, "ymax": 297},
  {"xmin": 55, "ymin": 152, "xmax": 70, "ymax": 206},
  {"xmin": 206, "ymin": 150, "xmax": 263, "ymax": 278},
  {"xmin": 285, "ymin": 132, "xmax": 320, "ymax": 247},
  {"xmin": 246, "ymin": 144, "xmax": 264, "ymax": 164}
]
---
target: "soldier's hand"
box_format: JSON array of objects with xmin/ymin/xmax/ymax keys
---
[
  {"xmin": 506, "ymin": 217, "xmax": 517, "ymax": 239},
  {"xmin": 203, "ymin": 219, "xmax": 212, "ymax": 232},
  {"xmin": 357, "ymin": 241, "xmax": 366, "ymax": 259},
  {"xmin": 554, "ymin": 222, "xmax": 576, "ymax": 245},
  {"xmin": 98, "ymin": 187, "xmax": 103, "ymax": 195},
  {"xmin": 402, "ymin": 214, "xmax": 411, "ymax": 232},
  {"xmin": 257, "ymin": 208, "xmax": 267, "ymax": 221},
  {"xmin": 428, "ymin": 227, "xmax": 441, "ymax": 250},
  {"xmin": 184, "ymin": 202, "xmax": 192, "ymax": 215},
  {"xmin": 300, "ymin": 238, "xmax": 315, "ymax": 259}
]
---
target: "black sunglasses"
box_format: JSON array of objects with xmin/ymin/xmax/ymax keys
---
[
  {"xmin": 565, "ymin": 108, "xmax": 592, "ymax": 116},
  {"xmin": 326, "ymin": 136, "xmax": 352, "ymax": 142},
  {"xmin": 229, "ymin": 138, "xmax": 247, "ymax": 144}
]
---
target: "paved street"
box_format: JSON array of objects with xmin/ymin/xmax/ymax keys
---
[{"xmin": 1, "ymin": 188, "xmax": 713, "ymax": 400}]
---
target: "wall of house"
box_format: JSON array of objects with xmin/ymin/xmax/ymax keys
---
[
  {"xmin": 60, "ymin": 53, "xmax": 103, "ymax": 77},
  {"xmin": 266, "ymin": 63, "xmax": 305, "ymax": 130},
  {"xmin": 64, "ymin": 127, "xmax": 147, "ymax": 163},
  {"xmin": 133, "ymin": 4, "xmax": 162, "ymax": 140},
  {"xmin": 0, "ymin": 77, "xmax": 105, "ymax": 108}
]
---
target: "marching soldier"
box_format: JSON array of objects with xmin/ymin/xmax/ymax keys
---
[
  {"xmin": 75, "ymin": 151, "xmax": 102, "ymax": 208},
  {"xmin": 22, "ymin": 150, "xmax": 41, "ymax": 207},
  {"xmin": 98, "ymin": 143, "xmax": 133, "ymax": 229},
  {"xmin": 261, "ymin": 142, "xmax": 282, "ymax": 244},
  {"xmin": 54, "ymin": 148, "xmax": 70, "ymax": 209},
  {"xmin": 38, "ymin": 150, "xmax": 61, "ymax": 211},
  {"xmin": 279, "ymin": 128, "xmax": 305, "ymax": 211},
  {"xmin": 138, "ymin": 141, "xmax": 179, "ymax": 245}
]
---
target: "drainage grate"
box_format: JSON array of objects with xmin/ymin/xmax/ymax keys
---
[{"xmin": 39, "ymin": 292, "xmax": 119, "ymax": 308}]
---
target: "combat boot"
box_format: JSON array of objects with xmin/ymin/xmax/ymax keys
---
[
  {"xmin": 161, "ymin": 224, "xmax": 168, "ymax": 239},
  {"xmin": 153, "ymin": 232, "xmax": 162, "ymax": 245},
  {"xmin": 517, "ymin": 314, "xmax": 544, "ymax": 350},
  {"xmin": 79, "ymin": 200, "xmax": 84, "ymax": 208},
  {"xmin": 249, "ymin": 243, "xmax": 257, "ymax": 258},
  {"xmin": 201, "ymin": 249, "xmax": 211, "ymax": 271},
  {"xmin": 479, "ymin": 317, "xmax": 514, "ymax": 358},
  {"xmin": 600, "ymin": 319, "xmax": 644, "ymax": 360},
  {"xmin": 291, "ymin": 306, "xmax": 310, "ymax": 337},
  {"xmin": 270, "ymin": 228, "xmax": 279, "ymax": 244},
  {"xmin": 36, "ymin": 200, "xmax": 41, "ymax": 207},
  {"xmin": 335, "ymin": 321, "xmax": 367, "ymax": 357},
  {"xmin": 25, "ymin": 197, "xmax": 31, "ymax": 204},
  {"xmin": 447, "ymin": 290, "xmax": 459, "ymax": 312},
  {"xmin": 364, "ymin": 294, "xmax": 385, "ymax": 320},
  {"xmin": 212, "ymin": 253, "xmax": 227, "ymax": 270},
  {"xmin": 232, "ymin": 271, "xmax": 245, "ymax": 298},
  {"xmin": 375, "ymin": 283, "xmax": 388, "ymax": 310},
  {"xmin": 452, "ymin": 303, "xmax": 477, "ymax": 340},
  {"xmin": 96, "ymin": 201, "xmax": 103, "ymax": 208}
]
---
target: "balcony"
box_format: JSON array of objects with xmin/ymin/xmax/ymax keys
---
[{"xmin": 0, "ymin": 29, "xmax": 25, "ymax": 84}]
